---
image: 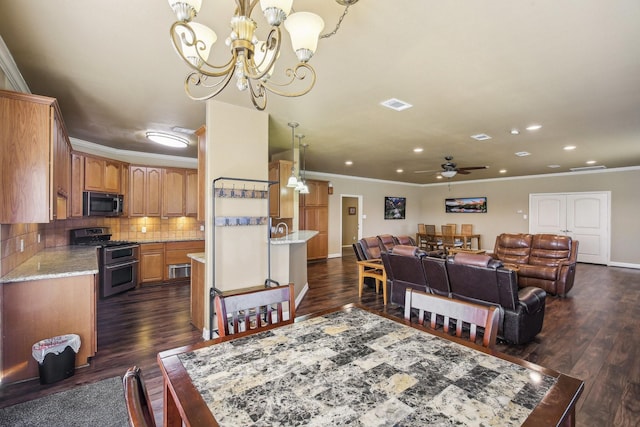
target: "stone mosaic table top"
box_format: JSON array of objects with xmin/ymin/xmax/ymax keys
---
[{"xmin": 175, "ymin": 307, "xmax": 571, "ymax": 426}]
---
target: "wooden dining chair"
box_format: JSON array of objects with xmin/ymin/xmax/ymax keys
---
[
  {"xmin": 215, "ymin": 283, "xmax": 295, "ymax": 337},
  {"xmin": 123, "ymin": 366, "xmax": 156, "ymax": 427},
  {"xmin": 425, "ymin": 224, "xmax": 441, "ymax": 251},
  {"xmin": 417, "ymin": 224, "xmax": 428, "ymax": 250},
  {"xmin": 404, "ymin": 289, "xmax": 499, "ymax": 349},
  {"xmin": 460, "ymin": 224, "xmax": 473, "ymax": 248},
  {"xmin": 440, "ymin": 224, "xmax": 463, "ymax": 254}
]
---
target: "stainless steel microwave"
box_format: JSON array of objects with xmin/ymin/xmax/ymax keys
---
[{"xmin": 82, "ymin": 192, "xmax": 124, "ymax": 216}]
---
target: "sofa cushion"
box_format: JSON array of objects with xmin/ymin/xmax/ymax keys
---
[
  {"xmin": 517, "ymin": 264, "xmax": 559, "ymax": 281},
  {"xmin": 493, "ymin": 233, "xmax": 533, "ymax": 264},
  {"xmin": 529, "ymin": 234, "xmax": 573, "ymax": 266},
  {"xmin": 391, "ymin": 245, "xmax": 420, "ymax": 257}
]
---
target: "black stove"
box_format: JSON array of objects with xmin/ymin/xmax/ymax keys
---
[{"xmin": 70, "ymin": 227, "xmax": 140, "ymax": 298}]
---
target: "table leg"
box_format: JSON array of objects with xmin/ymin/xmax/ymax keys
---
[
  {"xmin": 358, "ymin": 264, "xmax": 364, "ymax": 298},
  {"xmin": 381, "ymin": 270, "xmax": 387, "ymax": 305},
  {"xmin": 164, "ymin": 378, "xmax": 182, "ymax": 427}
]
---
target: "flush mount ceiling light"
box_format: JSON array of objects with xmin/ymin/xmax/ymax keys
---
[
  {"xmin": 167, "ymin": 0, "xmax": 358, "ymax": 110},
  {"xmin": 145, "ymin": 131, "xmax": 190, "ymax": 148}
]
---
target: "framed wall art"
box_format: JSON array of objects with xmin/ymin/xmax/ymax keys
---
[
  {"xmin": 348, "ymin": 207, "xmax": 356, "ymax": 215},
  {"xmin": 384, "ymin": 196, "xmax": 406, "ymax": 219},
  {"xmin": 445, "ymin": 197, "xmax": 487, "ymax": 213}
]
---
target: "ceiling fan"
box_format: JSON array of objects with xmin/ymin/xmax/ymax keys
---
[{"xmin": 415, "ymin": 156, "xmax": 489, "ymax": 178}]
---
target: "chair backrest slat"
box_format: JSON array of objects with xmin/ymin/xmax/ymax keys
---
[{"xmin": 404, "ymin": 289, "xmax": 499, "ymax": 349}]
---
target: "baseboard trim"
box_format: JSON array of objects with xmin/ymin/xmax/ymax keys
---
[{"xmin": 608, "ymin": 261, "xmax": 640, "ymax": 270}]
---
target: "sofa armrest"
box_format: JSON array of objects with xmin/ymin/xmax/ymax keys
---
[{"xmin": 517, "ymin": 287, "xmax": 546, "ymax": 314}]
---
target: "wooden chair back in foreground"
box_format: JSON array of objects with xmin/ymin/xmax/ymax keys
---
[
  {"xmin": 403, "ymin": 288, "xmax": 499, "ymax": 349},
  {"xmin": 123, "ymin": 366, "xmax": 156, "ymax": 427},
  {"xmin": 441, "ymin": 224, "xmax": 463, "ymax": 253},
  {"xmin": 424, "ymin": 224, "xmax": 441, "ymax": 251},
  {"xmin": 215, "ymin": 283, "xmax": 295, "ymax": 337}
]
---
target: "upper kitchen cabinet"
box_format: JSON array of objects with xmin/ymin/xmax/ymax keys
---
[
  {"xmin": 196, "ymin": 126, "xmax": 206, "ymax": 221},
  {"xmin": 84, "ymin": 155, "xmax": 123, "ymax": 193},
  {"xmin": 0, "ymin": 89, "xmax": 71, "ymax": 223},
  {"xmin": 130, "ymin": 166, "xmax": 162, "ymax": 217},
  {"xmin": 269, "ymin": 159, "xmax": 294, "ymax": 219}
]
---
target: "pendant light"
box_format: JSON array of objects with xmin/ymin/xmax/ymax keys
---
[
  {"xmin": 286, "ymin": 122, "xmax": 299, "ymax": 187},
  {"xmin": 297, "ymin": 138, "xmax": 310, "ymax": 194}
]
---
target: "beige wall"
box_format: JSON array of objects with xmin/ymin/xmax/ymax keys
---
[
  {"xmin": 307, "ymin": 167, "xmax": 640, "ymax": 267},
  {"xmin": 203, "ymin": 100, "xmax": 269, "ymax": 333}
]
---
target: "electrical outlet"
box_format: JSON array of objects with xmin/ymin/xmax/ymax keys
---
[
  {"xmin": 200, "ymin": 225, "xmax": 205, "ymax": 231},
  {"xmin": 141, "ymin": 226, "xmax": 147, "ymax": 233},
  {"xmin": 37, "ymin": 233, "xmax": 41, "ymax": 243}
]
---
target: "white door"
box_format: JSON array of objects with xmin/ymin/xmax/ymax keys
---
[{"xmin": 529, "ymin": 192, "xmax": 610, "ymax": 265}]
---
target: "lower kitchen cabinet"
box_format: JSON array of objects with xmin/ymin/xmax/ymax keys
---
[
  {"xmin": 190, "ymin": 258, "xmax": 205, "ymax": 330},
  {"xmin": 139, "ymin": 241, "xmax": 205, "ymax": 285},
  {"xmin": 139, "ymin": 243, "xmax": 165, "ymax": 284},
  {"xmin": 1, "ymin": 274, "xmax": 97, "ymax": 384}
]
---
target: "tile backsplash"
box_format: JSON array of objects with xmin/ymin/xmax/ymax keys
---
[{"xmin": 1, "ymin": 217, "xmax": 204, "ymax": 277}]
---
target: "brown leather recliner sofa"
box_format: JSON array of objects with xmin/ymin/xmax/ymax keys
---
[
  {"xmin": 382, "ymin": 246, "xmax": 546, "ymax": 344},
  {"xmin": 492, "ymin": 233, "xmax": 579, "ymax": 297}
]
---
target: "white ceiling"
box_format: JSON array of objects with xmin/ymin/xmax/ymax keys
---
[{"xmin": 1, "ymin": 0, "xmax": 639, "ymax": 184}]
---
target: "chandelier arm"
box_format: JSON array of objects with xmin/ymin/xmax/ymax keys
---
[
  {"xmin": 246, "ymin": 79, "xmax": 268, "ymax": 111},
  {"xmin": 259, "ymin": 63, "xmax": 316, "ymax": 97},
  {"xmin": 320, "ymin": 5, "xmax": 351, "ymax": 39},
  {"xmin": 170, "ymin": 22, "xmax": 236, "ymax": 77},
  {"xmin": 246, "ymin": 28, "xmax": 281, "ymax": 81},
  {"xmin": 184, "ymin": 71, "xmax": 235, "ymax": 102}
]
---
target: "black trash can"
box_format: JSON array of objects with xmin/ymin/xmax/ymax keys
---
[{"xmin": 32, "ymin": 334, "xmax": 81, "ymax": 385}]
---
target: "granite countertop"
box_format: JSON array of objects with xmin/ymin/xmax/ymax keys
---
[
  {"xmin": 187, "ymin": 252, "xmax": 205, "ymax": 263},
  {"xmin": 270, "ymin": 230, "xmax": 318, "ymax": 245},
  {"xmin": 136, "ymin": 238, "xmax": 205, "ymax": 244},
  {"xmin": 0, "ymin": 246, "xmax": 99, "ymax": 284}
]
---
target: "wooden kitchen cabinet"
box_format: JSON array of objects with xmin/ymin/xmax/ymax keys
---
[
  {"xmin": 299, "ymin": 179, "xmax": 329, "ymax": 261},
  {"xmin": 186, "ymin": 169, "xmax": 198, "ymax": 217},
  {"xmin": 165, "ymin": 240, "xmax": 205, "ymax": 280},
  {"xmin": 1, "ymin": 274, "xmax": 97, "ymax": 384},
  {"xmin": 0, "ymin": 89, "xmax": 71, "ymax": 223},
  {"xmin": 139, "ymin": 243, "xmax": 165, "ymax": 284},
  {"xmin": 84, "ymin": 155, "xmax": 122, "ymax": 193},
  {"xmin": 163, "ymin": 168, "xmax": 186, "ymax": 217},
  {"xmin": 70, "ymin": 152, "xmax": 85, "ymax": 217},
  {"xmin": 269, "ymin": 159, "xmax": 294, "ymax": 219},
  {"xmin": 130, "ymin": 166, "xmax": 162, "ymax": 217}
]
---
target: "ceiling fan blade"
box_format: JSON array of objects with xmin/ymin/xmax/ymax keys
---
[
  {"xmin": 414, "ymin": 169, "xmax": 441, "ymax": 174},
  {"xmin": 457, "ymin": 169, "xmax": 471, "ymax": 175},
  {"xmin": 458, "ymin": 166, "xmax": 489, "ymax": 171}
]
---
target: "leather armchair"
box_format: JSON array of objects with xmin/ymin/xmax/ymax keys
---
[
  {"xmin": 446, "ymin": 253, "xmax": 547, "ymax": 344},
  {"xmin": 358, "ymin": 237, "xmax": 382, "ymax": 260},
  {"xmin": 377, "ymin": 234, "xmax": 396, "ymax": 253},
  {"xmin": 382, "ymin": 245, "xmax": 428, "ymax": 305}
]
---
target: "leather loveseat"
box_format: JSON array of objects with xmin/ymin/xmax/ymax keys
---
[
  {"xmin": 382, "ymin": 246, "xmax": 547, "ymax": 344},
  {"xmin": 492, "ymin": 233, "xmax": 578, "ymax": 297}
]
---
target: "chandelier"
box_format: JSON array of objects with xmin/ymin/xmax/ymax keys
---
[{"xmin": 167, "ymin": 0, "xmax": 358, "ymax": 110}]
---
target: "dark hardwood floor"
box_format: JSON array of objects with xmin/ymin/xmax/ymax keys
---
[{"xmin": 1, "ymin": 254, "xmax": 639, "ymax": 426}]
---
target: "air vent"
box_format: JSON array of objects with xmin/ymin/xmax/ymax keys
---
[
  {"xmin": 380, "ymin": 98, "xmax": 412, "ymax": 111},
  {"xmin": 570, "ymin": 165, "xmax": 607, "ymax": 172},
  {"xmin": 470, "ymin": 133, "xmax": 492, "ymax": 141},
  {"xmin": 515, "ymin": 151, "xmax": 531, "ymax": 157}
]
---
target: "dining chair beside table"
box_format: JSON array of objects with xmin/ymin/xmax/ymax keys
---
[{"xmin": 157, "ymin": 303, "xmax": 583, "ymax": 427}]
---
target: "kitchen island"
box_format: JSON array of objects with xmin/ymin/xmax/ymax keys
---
[
  {"xmin": 270, "ymin": 230, "xmax": 318, "ymax": 304},
  {"xmin": 0, "ymin": 246, "xmax": 98, "ymax": 384}
]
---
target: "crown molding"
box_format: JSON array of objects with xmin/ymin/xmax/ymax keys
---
[{"xmin": 0, "ymin": 36, "xmax": 30, "ymax": 93}]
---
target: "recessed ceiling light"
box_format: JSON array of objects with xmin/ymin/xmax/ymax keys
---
[
  {"xmin": 515, "ymin": 151, "xmax": 531, "ymax": 157},
  {"xmin": 380, "ymin": 98, "xmax": 412, "ymax": 111},
  {"xmin": 436, "ymin": 175, "xmax": 443, "ymax": 180},
  {"xmin": 510, "ymin": 129, "xmax": 520, "ymax": 135},
  {"xmin": 345, "ymin": 160, "xmax": 353, "ymax": 166},
  {"xmin": 499, "ymin": 169, "xmax": 507, "ymax": 174},
  {"xmin": 471, "ymin": 133, "xmax": 492, "ymax": 141},
  {"xmin": 586, "ymin": 160, "xmax": 597, "ymax": 165},
  {"xmin": 548, "ymin": 164, "xmax": 561, "ymax": 168},
  {"xmin": 413, "ymin": 148, "xmax": 423, "ymax": 153},
  {"xmin": 396, "ymin": 169, "xmax": 404, "ymax": 173},
  {"xmin": 526, "ymin": 124, "xmax": 542, "ymax": 131},
  {"xmin": 145, "ymin": 131, "xmax": 189, "ymax": 148},
  {"xmin": 564, "ymin": 145, "xmax": 576, "ymax": 151}
]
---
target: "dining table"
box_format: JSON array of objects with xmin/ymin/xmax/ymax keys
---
[
  {"xmin": 416, "ymin": 232, "xmax": 482, "ymax": 250},
  {"xmin": 157, "ymin": 304, "xmax": 583, "ymax": 426}
]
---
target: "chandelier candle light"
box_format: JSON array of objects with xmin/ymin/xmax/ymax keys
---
[{"xmin": 167, "ymin": 0, "xmax": 358, "ymax": 109}]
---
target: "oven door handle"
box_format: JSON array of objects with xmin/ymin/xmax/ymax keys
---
[
  {"xmin": 103, "ymin": 244, "xmax": 140, "ymax": 253},
  {"xmin": 103, "ymin": 260, "xmax": 140, "ymax": 270}
]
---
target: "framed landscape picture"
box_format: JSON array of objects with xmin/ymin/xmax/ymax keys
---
[
  {"xmin": 384, "ymin": 196, "xmax": 406, "ymax": 219},
  {"xmin": 445, "ymin": 197, "xmax": 487, "ymax": 213}
]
